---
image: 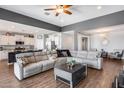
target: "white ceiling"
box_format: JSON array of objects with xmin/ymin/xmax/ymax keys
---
[
  {"xmin": 0, "ymin": 5, "xmax": 124, "ymax": 27},
  {"xmin": 0, "ymin": 19, "xmax": 56, "ymax": 34}
]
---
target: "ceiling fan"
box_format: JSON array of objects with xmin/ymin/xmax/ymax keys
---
[{"xmin": 44, "ymin": 5, "xmax": 72, "ymax": 16}]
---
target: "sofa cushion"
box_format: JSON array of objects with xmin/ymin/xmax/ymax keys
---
[
  {"xmin": 35, "ymin": 55, "xmax": 48, "ymax": 62},
  {"xmin": 34, "ymin": 51, "xmax": 48, "ymax": 62},
  {"xmin": 85, "ymin": 59, "xmax": 98, "ymax": 67},
  {"xmin": 41, "ymin": 60, "xmax": 54, "ymax": 66},
  {"xmin": 40, "ymin": 60, "xmax": 55, "ymax": 71},
  {"xmin": 24, "ymin": 62, "xmax": 43, "ymax": 71},
  {"xmin": 41, "ymin": 55, "xmax": 48, "ymax": 60},
  {"xmin": 87, "ymin": 51, "xmax": 98, "ymax": 59},
  {"xmin": 23, "ymin": 62, "xmax": 42, "ymax": 78},
  {"xmin": 27, "ymin": 56, "xmax": 36, "ymax": 63},
  {"xmin": 77, "ymin": 51, "xmax": 87, "ymax": 58},
  {"xmin": 72, "ymin": 57, "xmax": 97, "ymax": 66},
  {"xmin": 70, "ymin": 51, "xmax": 77, "ymax": 57}
]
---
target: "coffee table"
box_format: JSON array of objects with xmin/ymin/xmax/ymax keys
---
[{"xmin": 54, "ymin": 63, "xmax": 87, "ymax": 88}]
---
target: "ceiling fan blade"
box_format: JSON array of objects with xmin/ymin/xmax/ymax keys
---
[
  {"xmin": 63, "ymin": 5, "xmax": 72, "ymax": 8},
  {"xmin": 56, "ymin": 12, "xmax": 59, "ymax": 16},
  {"xmin": 64, "ymin": 10, "xmax": 72, "ymax": 15},
  {"xmin": 44, "ymin": 8, "xmax": 56, "ymax": 11}
]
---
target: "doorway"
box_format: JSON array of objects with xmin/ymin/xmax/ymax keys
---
[{"xmin": 82, "ymin": 37, "xmax": 88, "ymax": 50}]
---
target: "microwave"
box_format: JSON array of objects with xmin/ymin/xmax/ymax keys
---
[{"xmin": 16, "ymin": 41, "xmax": 24, "ymax": 45}]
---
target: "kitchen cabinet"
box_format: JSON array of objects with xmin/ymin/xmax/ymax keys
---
[
  {"xmin": 8, "ymin": 36, "xmax": 15, "ymax": 45},
  {"xmin": 30, "ymin": 38, "xmax": 35, "ymax": 45},
  {"xmin": 15, "ymin": 35, "xmax": 24, "ymax": 41},
  {"xmin": 0, "ymin": 36, "xmax": 9, "ymax": 45},
  {"xmin": 24, "ymin": 37, "xmax": 35, "ymax": 45},
  {"xmin": 0, "ymin": 35, "xmax": 34, "ymax": 46},
  {"xmin": 0, "ymin": 35, "xmax": 15, "ymax": 45},
  {"xmin": 24, "ymin": 37, "xmax": 30, "ymax": 45}
]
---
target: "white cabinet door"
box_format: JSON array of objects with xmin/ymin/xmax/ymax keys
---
[
  {"xmin": 8, "ymin": 36, "xmax": 15, "ymax": 45},
  {"xmin": 20, "ymin": 35, "xmax": 24, "ymax": 41},
  {"xmin": 24, "ymin": 37, "xmax": 34, "ymax": 45},
  {"xmin": 0, "ymin": 36, "xmax": 9, "ymax": 45},
  {"xmin": 24, "ymin": 37, "xmax": 30, "ymax": 45},
  {"xmin": 15, "ymin": 35, "xmax": 24, "ymax": 41},
  {"xmin": 30, "ymin": 38, "xmax": 35, "ymax": 45},
  {"xmin": 0, "ymin": 35, "xmax": 15, "ymax": 45}
]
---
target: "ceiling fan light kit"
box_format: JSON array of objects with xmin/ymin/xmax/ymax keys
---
[
  {"xmin": 56, "ymin": 5, "xmax": 64, "ymax": 13},
  {"xmin": 44, "ymin": 5, "xmax": 72, "ymax": 16}
]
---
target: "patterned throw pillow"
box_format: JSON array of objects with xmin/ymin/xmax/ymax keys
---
[
  {"xmin": 20, "ymin": 57, "xmax": 29, "ymax": 65},
  {"xmin": 20, "ymin": 56, "xmax": 36, "ymax": 66}
]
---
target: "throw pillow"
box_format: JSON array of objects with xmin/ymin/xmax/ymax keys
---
[
  {"xmin": 56, "ymin": 50, "xmax": 72, "ymax": 57},
  {"xmin": 20, "ymin": 57, "xmax": 29, "ymax": 66}
]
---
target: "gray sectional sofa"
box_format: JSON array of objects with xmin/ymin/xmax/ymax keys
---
[{"xmin": 14, "ymin": 50, "xmax": 103, "ymax": 80}]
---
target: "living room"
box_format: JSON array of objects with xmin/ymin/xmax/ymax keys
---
[{"xmin": 0, "ymin": 4, "xmax": 124, "ymax": 90}]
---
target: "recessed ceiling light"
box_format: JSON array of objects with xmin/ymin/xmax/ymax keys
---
[{"xmin": 97, "ymin": 6, "xmax": 102, "ymax": 10}]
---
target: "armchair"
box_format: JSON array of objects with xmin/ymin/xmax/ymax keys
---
[{"xmin": 109, "ymin": 50, "xmax": 124, "ymax": 60}]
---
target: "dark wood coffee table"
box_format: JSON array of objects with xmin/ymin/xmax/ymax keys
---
[{"xmin": 54, "ymin": 63, "xmax": 87, "ymax": 88}]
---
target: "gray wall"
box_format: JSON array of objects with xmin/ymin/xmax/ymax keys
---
[
  {"xmin": 62, "ymin": 10, "xmax": 124, "ymax": 32},
  {"xmin": 0, "ymin": 8, "xmax": 61, "ymax": 32}
]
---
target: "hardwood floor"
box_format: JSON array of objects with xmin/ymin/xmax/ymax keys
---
[{"xmin": 0, "ymin": 59, "xmax": 124, "ymax": 88}]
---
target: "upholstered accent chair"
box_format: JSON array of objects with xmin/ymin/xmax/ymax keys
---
[{"xmin": 109, "ymin": 49, "xmax": 124, "ymax": 59}]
